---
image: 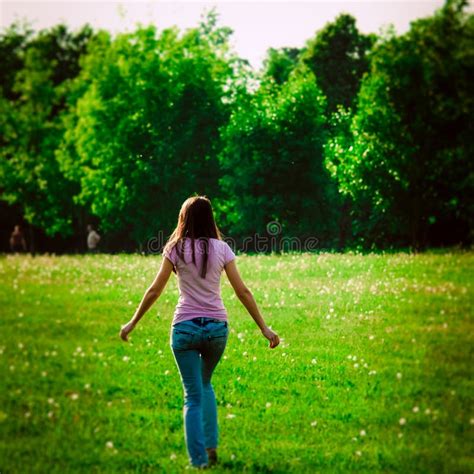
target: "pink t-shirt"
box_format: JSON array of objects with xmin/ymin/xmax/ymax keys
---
[{"xmin": 162, "ymin": 237, "xmax": 236, "ymax": 325}]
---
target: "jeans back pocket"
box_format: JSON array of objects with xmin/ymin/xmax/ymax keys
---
[
  {"xmin": 171, "ymin": 327, "xmax": 196, "ymax": 349},
  {"xmin": 207, "ymin": 323, "xmax": 229, "ymax": 340}
]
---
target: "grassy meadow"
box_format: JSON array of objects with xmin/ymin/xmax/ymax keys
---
[{"xmin": 0, "ymin": 250, "xmax": 473, "ymax": 473}]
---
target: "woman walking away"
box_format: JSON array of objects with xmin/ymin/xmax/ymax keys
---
[{"xmin": 119, "ymin": 195, "xmax": 280, "ymax": 470}]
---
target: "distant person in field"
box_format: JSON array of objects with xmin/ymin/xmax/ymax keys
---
[
  {"xmin": 86, "ymin": 225, "xmax": 101, "ymax": 253},
  {"xmin": 10, "ymin": 225, "xmax": 27, "ymax": 253},
  {"xmin": 119, "ymin": 195, "xmax": 280, "ymax": 469}
]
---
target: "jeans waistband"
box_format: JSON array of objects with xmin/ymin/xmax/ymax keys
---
[{"xmin": 189, "ymin": 317, "xmax": 227, "ymax": 327}]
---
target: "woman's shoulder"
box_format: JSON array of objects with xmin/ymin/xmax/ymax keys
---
[
  {"xmin": 210, "ymin": 238, "xmax": 232, "ymax": 248},
  {"xmin": 213, "ymin": 238, "xmax": 236, "ymax": 261}
]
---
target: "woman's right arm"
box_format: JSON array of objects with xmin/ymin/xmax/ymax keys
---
[{"xmin": 224, "ymin": 259, "xmax": 280, "ymax": 349}]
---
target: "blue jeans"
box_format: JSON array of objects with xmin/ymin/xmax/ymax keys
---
[{"xmin": 170, "ymin": 317, "xmax": 229, "ymax": 467}]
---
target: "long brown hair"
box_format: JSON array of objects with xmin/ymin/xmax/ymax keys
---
[{"xmin": 163, "ymin": 195, "xmax": 224, "ymax": 278}]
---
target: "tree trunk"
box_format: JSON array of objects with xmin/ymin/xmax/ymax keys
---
[
  {"xmin": 73, "ymin": 206, "xmax": 86, "ymax": 253},
  {"xmin": 28, "ymin": 225, "xmax": 36, "ymax": 256},
  {"xmin": 338, "ymin": 196, "xmax": 352, "ymax": 251},
  {"xmin": 78, "ymin": 207, "xmax": 86, "ymax": 253}
]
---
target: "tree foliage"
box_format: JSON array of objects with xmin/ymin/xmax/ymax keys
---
[
  {"xmin": 0, "ymin": 20, "xmax": 34, "ymax": 101},
  {"xmin": 261, "ymin": 47, "xmax": 301, "ymax": 85},
  {"xmin": 217, "ymin": 64, "xmax": 340, "ymax": 247},
  {"xmin": 301, "ymin": 14, "xmax": 376, "ymax": 115},
  {"xmin": 1, "ymin": 1, "xmax": 472, "ymax": 252},
  {"xmin": 0, "ymin": 24, "xmax": 93, "ymax": 236},
  {"xmin": 56, "ymin": 12, "xmax": 236, "ymax": 245},
  {"xmin": 325, "ymin": 0, "xmax": 474, "ymax": 249}
]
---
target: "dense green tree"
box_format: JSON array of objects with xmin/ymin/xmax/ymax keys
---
[
  {"xmin": 261, "ymin": 47, "xmax": 301, "ymax": 85},
  {"xmin": 56, "ymin": 12, "xmax": 236, "ymax": 248},
  {"xmin": 0, "ymin": 20, "xmax": 34, "ymax": 101},
  {"xmin": 217, "ymin": 64, "xmax": 340, "ymax": 249},
  {"xmin": 0, "ymin": 21, "xmax": 34, "ymax": 242},
  {"xmin": 0, "ymin": 23, "xmax": 94, "ymax": 243},
  {"xmin": 325, "ymin": 0, "xmax": 474, "ymax": 250},
  {"xmin": 300, "ymin": 14, "xmax": 376, "ymax": 249},
  {"xmin": 301, "ymin": 13, "xmax": 376, "ymax": 115}
]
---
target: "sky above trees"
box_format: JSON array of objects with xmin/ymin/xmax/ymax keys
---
[{"xmin": 1, "ymin": 0, "xmax": 456, "ymax": 70}]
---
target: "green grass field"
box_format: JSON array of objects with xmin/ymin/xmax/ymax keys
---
[{"xmin": 0, "ymin": 250, "xmax": 473, "ymax": 473}]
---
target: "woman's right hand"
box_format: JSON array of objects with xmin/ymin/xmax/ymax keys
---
[
  {"xmin": 119, "ymin": 320, "xmax": 136, "ymax": 342},
  {"xmin": 261, "ymin": 326, "xmax": 280, "ymax": 349}
]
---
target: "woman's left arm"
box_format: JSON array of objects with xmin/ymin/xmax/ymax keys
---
[{"xmin": 120, "ymin": 257, "xmax": 174, "ymax": 341}]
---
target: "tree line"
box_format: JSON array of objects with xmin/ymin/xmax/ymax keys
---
[{"xmin": 1, "ymin": 0, "xmax": 472, "ymax": 253}]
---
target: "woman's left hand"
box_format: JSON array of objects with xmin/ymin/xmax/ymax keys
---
[{"xmin": 120, "ymin": 321, "xmax": 136, "ymax": 342}]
